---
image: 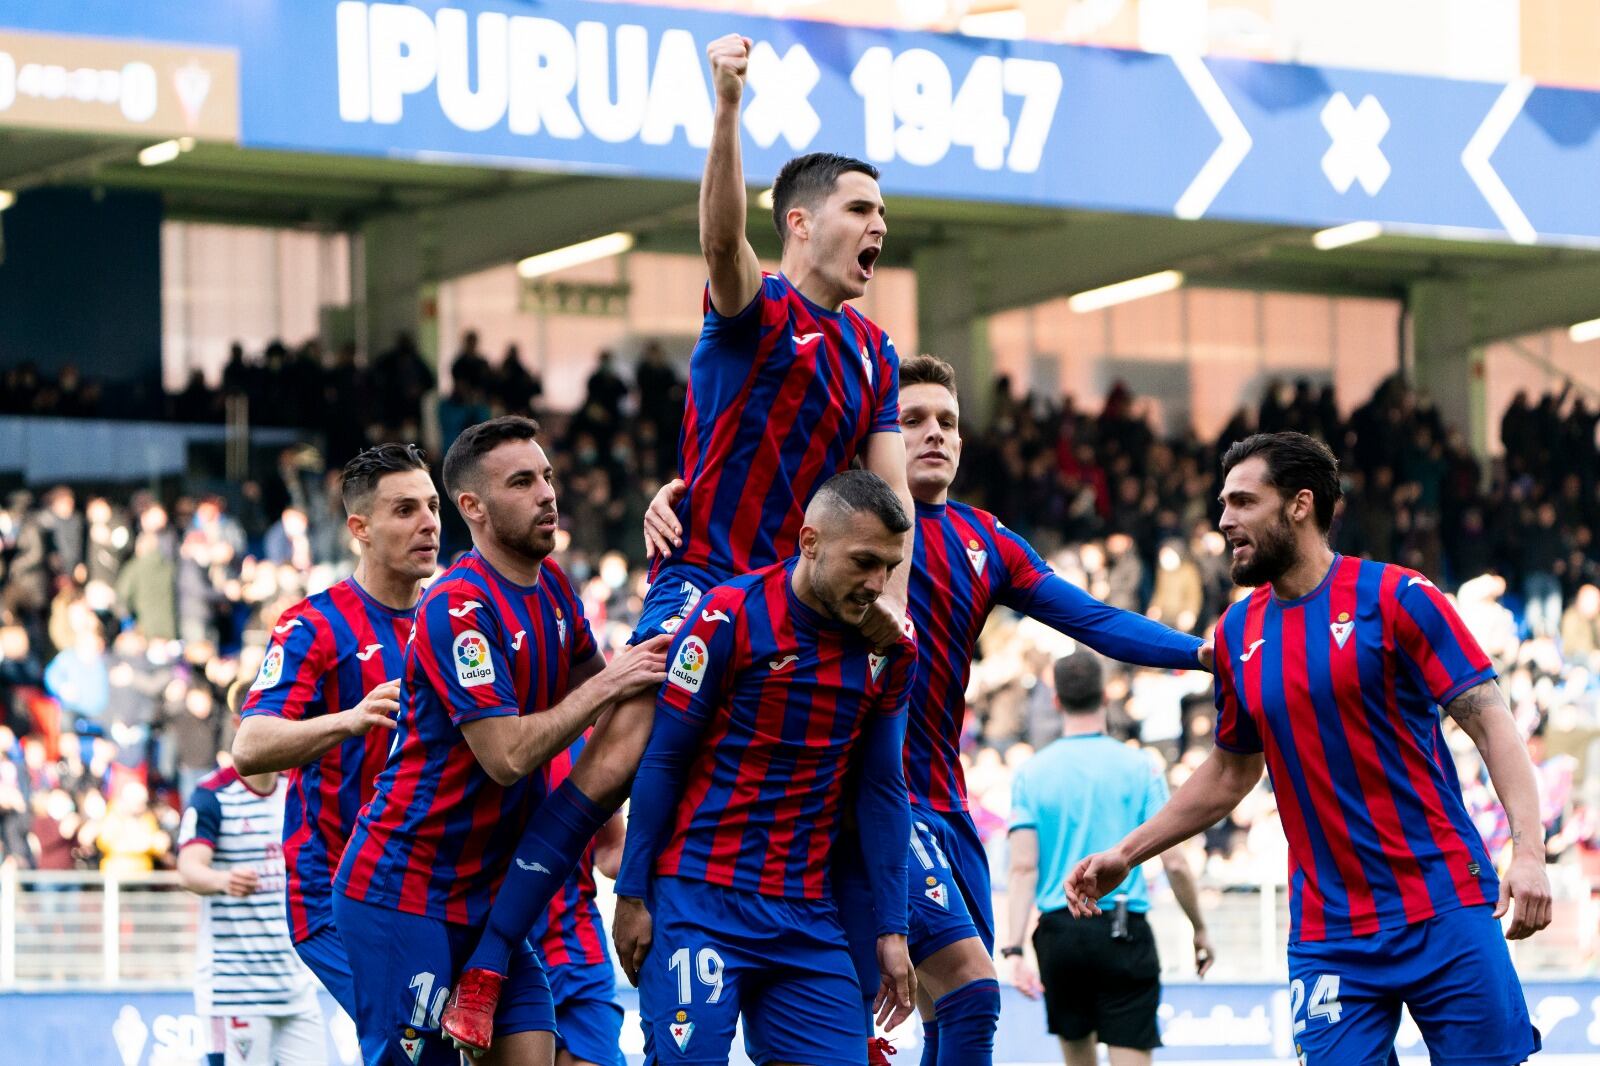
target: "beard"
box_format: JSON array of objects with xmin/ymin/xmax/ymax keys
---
[
  {"xmin": 807, "ymin": 558, "xmax": 871, "ymax": 625},
  {"xmin": 1230, "ymin": 506, "xmax": 1298, "ymax": 587},
  {"xmin": 486, "ymin": 500, "xmax": 555, "ymax": 563}
]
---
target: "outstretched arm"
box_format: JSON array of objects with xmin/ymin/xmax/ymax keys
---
[
  {"xmin": 701, "ymin": 34, "xmax": 762, "ymax": 318},
  {"xmin": 1024, "ymin": 570, "xmax": 1206, "ymax": 670},
  {"xmin": 1446, "ymin": 680, "xmax": 1552, "ymax": 939}
]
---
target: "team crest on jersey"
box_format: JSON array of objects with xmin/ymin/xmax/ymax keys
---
[
  {"xmin": 555, "ymin": 606, "xmax": 568, "ymax": 647},
  {"xmin": 453, "ymin": 630, "xmax": 495, "ymax": 688},
  {"xmin": 869, "ymin": 653, "xmax": 887, "ymax": 682},
  {"xmin": 924, "ymin": 877, "xmax": 949, "ymax": 909},
  {"xmin": 250, "ymin": 645, "xmax": 284, "ymax": 691},
  {"xmin": 1330, "ymin": 611, "xmax": 1354, "ymax": 650},
  {"xmin": 399, "ymin": 1027, "xmax": 425, "ymax": 1063},
  {"xmin": 670, "ymin": 1011, "xmax": 695, "ymax": 1052},
  {"xmin": 662, "ymin": 615, "xmax": 684, "ymax": 634},
  {"xmin": 669, "ymin": 637, "xmax": 709, "ymax": 693},
  {"xmin": 234, "ymin": 1037, "xmax": 253, "ymax": 1059},
  {"xmin": 965, "ymin": 538, "xmax": 987, "ymax": 577}
]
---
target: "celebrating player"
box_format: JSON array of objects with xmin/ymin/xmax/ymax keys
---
[
  {"xmin": 1066, "ymin": 431, "xmax": 1549, "ymax": 1066},
  {"xmin": 535, "ymin": 735, "xmax": 628, "ymax": 1066},
  {"xmin": 232, "ymin": 443, "xmax": 439, "ymax": 1015},
  {"xmin": 611, "ymin": 470, "xmax": 918, "ymax": 1065},
  {"xmin": 442, "ymin": 31, "xmax": 913, "ymax": 1051},
  {"xmin": 332, "ymin": 416, "xmax": 669, "ymax": 1066},
  {"xmin": 831, "ymin": 356, "xmax": 1213, "ymax": 1066},
  {"xmin": 180, "ymin": 692, "xmax": 325, "ymax": 1066}
]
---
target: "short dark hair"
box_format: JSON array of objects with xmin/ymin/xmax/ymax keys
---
[
  {"xmin": 442, "ymin": 416, "xmax": 542, "ymax": 500},
  {"xmin": 899, "ymin": 354, "xmax": 958, "ymax": 396},
  {"xmin": 1221, "ymin": 431, "xmax": 1342, "ymax": 532},
  {"xmin": 341, "ymin": 443, "xmax": 430, "ymax": 515},
  {"xmin": 811, "ymin": 469, "xmax": 911, "ymax": 535},
  {"xmin": 1054, "ymin": 651, "xmax": 1104, "ymax": 714},
  {"xmin": 771, "ymin": 153, "xmax": 880, "ymax": 246}
]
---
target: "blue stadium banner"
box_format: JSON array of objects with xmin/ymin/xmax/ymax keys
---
[
  {"xmin": 3, "ymin": 1, "xmax": 1600, "ymax": 242},
  {"xmin": 4, "ymin": 983, "xmax": 1600, "ymax": 1064}
]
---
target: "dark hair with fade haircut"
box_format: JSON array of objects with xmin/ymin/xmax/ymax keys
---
[
  {"xmin": 811, "ymin": 469, "xmax": 911, "ymax": 536},
  {"xmin": 771, "ymin": 153, "xmax": 880, "ymax": 246},
  {"xmin": 1053, "ymin": 650, "xmax": 1105, "ymax": 714},
  {"xmin": 341, "ymin": 443, "xmax": 430, "ymax": 515},
  {"xmin": 898, "ymin": 354, "xmax": 958, "ymax": 396},
  {"xmin": 442, "ymin": 415, "xmax": 542, "ymax": 500},
  {"xmin": 1221, "ymin": 431, "xmax": 1343, "ymax": 532}
]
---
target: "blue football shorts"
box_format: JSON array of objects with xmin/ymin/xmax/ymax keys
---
[{"xmin": 1286, "ymin": 903, "xmax": 1539, "ymax": 1065}]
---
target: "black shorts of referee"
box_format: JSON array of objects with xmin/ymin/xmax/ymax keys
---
[{"xmin": 1033, "ymin": 906, "xmax": 1161, "ymax": 1049}]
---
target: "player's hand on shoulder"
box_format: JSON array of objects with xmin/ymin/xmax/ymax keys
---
[
  {"xmin": 643, "ymin": 479, "xmax": 686, "ymax": 560},
  {"xmin": 1063, "ymin": 851, "xmax": 1127, "ymax": 918},
  {"xmin": 1197, "ymin": 640, "xmax": 1215, "ymax": 672},
  {"xmin": 343, "ymin": 678, "xmax": 401, "ymax": 735},
  {"xmin": 706, "ymin": 34, "xmax": 752, "ymax": 104},
  {"xmin": 602, "ymin": 635, "xmax": 671, "ymax": 702},
  {"xmin": 225, "ymin": 867, "xmax": 260, "ymax": 897},
  {"xmin": 873, "ymin": 933, "xmax": 917, "ymax": 1031},
  {"xmin": 1497, "ymin": 850, "xmax": 1553, "ymax": 940},
  {"xmin": 612, "ymin": 895, "xmax": 654, "ymax": 986}
]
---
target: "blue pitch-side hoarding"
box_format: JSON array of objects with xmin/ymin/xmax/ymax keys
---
[
  {"xmin": 4, "ymin": 983, "xmax": 1600, "ymax": 1063},
  {"xmin": 3, "ymin": 1, "xmax": 1600, "ymax": 244}
]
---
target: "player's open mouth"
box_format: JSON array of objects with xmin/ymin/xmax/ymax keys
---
[
  {"xmin": 412, "ymin": 544, "xmax": 437, "ymax": 556},
  {"xmin": 918, "ymin": 450, "xmax": 947, "ymax": 463},
  {"xmin": 536, "ymin": 514, "xmax": 558, "ymax": 529},
  {"xmin": 857, "ymin": 246, "xmax": 880, "ymax": 280},
  {"xmin": 1228, "ymin": 535, "xmax": 1250, "ymax": 559}
]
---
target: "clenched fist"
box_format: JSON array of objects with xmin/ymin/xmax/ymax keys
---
[{"xmin": 706, "ymin": 33, "xmax": 753, "ymax": 104}]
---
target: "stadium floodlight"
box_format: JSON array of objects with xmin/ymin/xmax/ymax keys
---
[
  {"xmin": 515, "ymin": 232, "xmax": 636, "ymax": 280},
  {"xmin": 138, "ymin": 137, "xmax": 195, "ymax": 167},
  {"xmin": 1568, "ymin": 317, "xmax": 1600, "ymax": 344},
  {"xmin": 1068, "ymin": 270, "xmax": 1184, "ymax": 313},
  {"xmin": 0, "ymin": 190, "xmax": 14, "ymax": 212},
  {"xmin": 1313, "ymin": 221, "xmax": 1383, "ymax": 250}
]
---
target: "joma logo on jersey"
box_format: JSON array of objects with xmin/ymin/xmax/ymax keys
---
[
  {"xmin": 452, "ymin": 630, "xmax": 495, "ymax": 688},
  {"xmin": 669, "ymin": 636, "xmax": 709, "ymax": 693}
]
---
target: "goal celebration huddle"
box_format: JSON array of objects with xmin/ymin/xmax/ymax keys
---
[{"xmin": 225, "ymin": 32, "xmax": 1552, "ymax": 1066}]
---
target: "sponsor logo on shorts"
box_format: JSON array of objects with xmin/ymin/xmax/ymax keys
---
[
  {"xmin": 669, "ymin": 636, "xmax": 709, "ymax": 693},
  {"xmin": 924, "ymin": 879, "xmax": 948, "ymax": 909},
  {"xmin": 251, "ymin": 645, "xmax": 284, "ymax": 691},
  {"xmin": 453, "ymin": 630, "xmax": 495, "ymax": 688},
  {"xmin": 516, "ymin": 859, "xmax": 552, "ymax": 874}
]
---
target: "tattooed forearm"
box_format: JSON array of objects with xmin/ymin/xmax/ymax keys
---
[{"xmin": 1445, "ymin": 679, "xmax": 1502, "ymax": 727}]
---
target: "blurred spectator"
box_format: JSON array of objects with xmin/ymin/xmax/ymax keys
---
[
  {"xmin": 264, "ymin": 507, "xmax": 312, "ymax": 572},
  {"xmin": 163, "ymin": 678, "xmax": 231, "ymax": 802},
  {"xmin": 117, "ymin": 520, "xmax": 178, "ymax": 642},
  {"xmin": 1560, "ymin": 584, "xmax": 1600, "ymax": 672},
  {"xmin": 87, "ymin": 780, "xmax": 169, "ymax": 876},
  {"xmin": 1147, "ymin": 540, "xmax": 1202, "ymax": 634}
]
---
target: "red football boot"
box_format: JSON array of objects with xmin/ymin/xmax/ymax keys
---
[
  {"xmin": 867, "ymin": 1036, "xmax": 899, "ymax": 1065},
  {"xmin": 440, "ymin": 968, "xmax": 502, "ymax": 1057}
]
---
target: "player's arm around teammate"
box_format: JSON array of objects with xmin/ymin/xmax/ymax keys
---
[{"xmin": 1438, "ymin": 679, "xmax": 1552, "ymax": 937}]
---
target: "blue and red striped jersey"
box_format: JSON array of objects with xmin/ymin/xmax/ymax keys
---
[
  {"xmin": 1212, "ymin": 555, "xmax": 1499, "ymax": 942},
  {"xmin": 334, "ymin": 550, "xmax": 597, "ymax": 925},
  {"xmin": 906, "ymin": 500, "xmax": 1204, "ymax": 812},
  {"xmin": 644, "ymin": 561, "xmax": 915, "ymax": 899},
  {"xmin": 656, "ymin": 273, "xmax": 900, "ymax": 580},
  {"xmin": 534, "ymin": 734, "xmax": 609, "ymax": 968},
  {"xmin": 239, "ymin": 578, "xmax": 413, "ymax": 943}
]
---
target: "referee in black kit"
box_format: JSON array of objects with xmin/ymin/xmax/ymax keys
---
[{"xmin": 1003, "ymin": 651, "xmax": 1213, "ymax": 1066}]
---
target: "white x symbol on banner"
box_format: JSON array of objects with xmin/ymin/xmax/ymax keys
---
[
  {"xmin": 1321, "ymin": 92, "xmax": 1391, "ymax": 196},
  {"xmin": 742, "ymin": 42, "xmax": 822, "ymax": 151}
]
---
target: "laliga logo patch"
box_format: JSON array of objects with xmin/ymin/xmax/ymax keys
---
[
  {"xmin": 669, "ymin": 636, "xmax": 710, "ymax": 693},
  {"xmin": 670, "ymin": 1010, "xmax": 695, "ymax": 1052},
  {"xmin": 1330, "ymin": 611, "xmax": 1354, "ymax": 650},
  {"xmin": 399, "ymin": 1027, "xmax": 425, "ymax": 1063},
  {"xmin": 453, "ymin": 630, "xmax": 495, "ymax": 688},
  {"xmin": 251, "ymin": 645, "xmax": 284, "ymax": 691},
  {"xmin": 965, "ymin": 538, "xmax": 987, "ymax": 577},
  {"xmin": 924, "ymin": 875, "xmax": 948, "ymax": 909}
]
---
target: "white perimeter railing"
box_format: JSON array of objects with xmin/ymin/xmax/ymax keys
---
[{"xmin": 1, "ymin": 868, "xmax": 1595, "ymax": 989}]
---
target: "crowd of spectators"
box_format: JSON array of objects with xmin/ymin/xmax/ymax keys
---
[{"xmin": 0, "ymin": 336, "xmax": 1596, "ymax": 914}]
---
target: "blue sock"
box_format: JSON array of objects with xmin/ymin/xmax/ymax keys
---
[
  {"xmin": 920, "ymin": 1018, "xmax": 940, "ymax": 1066},
  {"xmin": 932, "ymin": 979, "xmax": 1000, "ymax": 1066},
  {"xmin": 462, "ymin": 779, "xmax": 610, "ymax": 976}
]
